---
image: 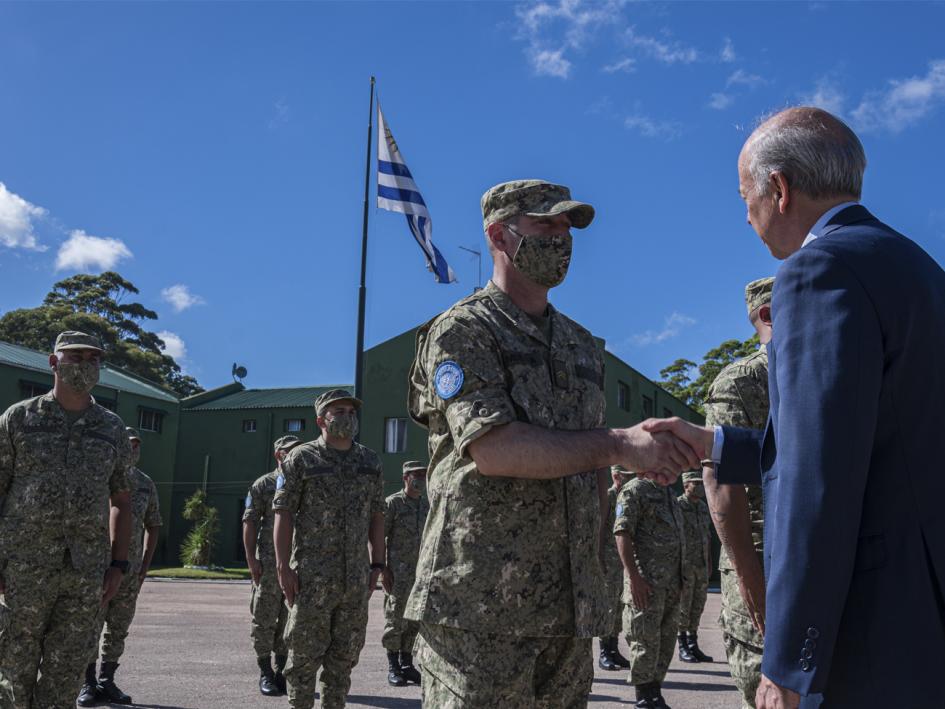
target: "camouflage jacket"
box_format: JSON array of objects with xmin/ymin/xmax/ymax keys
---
[
  {"xmin": 406, "ymin": 280, "xmax": 608, "ymax": 638},
  {"xmin": 603, "ymin": 484, "xmax": 624, "ymax": 589},
  {"xmin": 272, "ymin": 437, "xmax": 383, "ymax": 591},
  {"xmin": 614, "ymin": 478, "xmax": 686, "ymax": 595},
  {"xmin": 242, "ymin": 469, "xmax": 279, "ymax": 563},
  {"xmin": 677, "ymin": 494, "xmax": 711, "ymax": 579},
  {"xmin": 0, "ymin": 393, "xmax": 132, "ymax": 572},
  {"xmin": 704, "ymin": 346, "xmax": 768, "ymax": 570},
  {"xmin": 384, "ymin": 490, "xmax": 429, "ymax": 596},
  {"xmin": 128, "ymin": 466, "xmax": 161, "ymax": 573}
]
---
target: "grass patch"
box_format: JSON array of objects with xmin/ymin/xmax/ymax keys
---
[{"xmin": 147, "ymin": 566, "xmax": 250, "ymax": 580}]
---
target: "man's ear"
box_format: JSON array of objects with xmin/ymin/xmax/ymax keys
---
[
  {"xmin": 759, "ymin": 304, "xmax": 772, "ymax": 325},
  {"xmin": 771, "ymin": 171, "xmax": 791, "ymax": 214},
  {"xmin": 486, "ymin": 222, "xmax": 514, "ymax": 257},
  {"xmin": 48, "ymin": 353, "xmax": 58, "ymax": 371}
]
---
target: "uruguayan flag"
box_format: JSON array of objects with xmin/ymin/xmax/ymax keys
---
[{"xmin": 377, "ymin": 105, "xmax": 456, "ymax": 284}]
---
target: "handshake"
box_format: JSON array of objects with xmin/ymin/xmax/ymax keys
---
[{"xmin": 617, "ymin": 417, "xmax": 715, "ymax": 484}]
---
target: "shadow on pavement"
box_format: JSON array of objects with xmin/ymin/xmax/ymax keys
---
[
  {"xmin": 347, "ymin": 695, "xmax": 421, "ymax": 708},
  {"xmin": 663, "ymin": 680, "xmax": 737, "ymax": 693},
  {"xmin": 668, "ymin": 666, "xmax": 733, "ymax": 677}
]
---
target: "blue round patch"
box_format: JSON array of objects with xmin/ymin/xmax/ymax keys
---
[
  {"xmin": 434, "ymin": 361, "xmax": 464, "ymax": 400},
  {"xmin": 615, "ymin": 503, "xmax": 624, "ymax": 517},
  {"xmin": 276, "ymin": 474, "xmax": 285, "ymax": 490},
  {"xmin": 244, "ymin": 494, "xmax": 252, "ymax": 509}
]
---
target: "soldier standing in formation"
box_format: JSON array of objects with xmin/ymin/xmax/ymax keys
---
[
  {"xmin": 615, "ymin": 476, "xmax": 686, "ymax": 709},
  {"xmin": 382, "ymin": 460, "xmax": 429, "ymax": 687},
  {"xmin": 702, "ymin": 277, "xmax": 773, "ymax": 708},
  {"xmin": 78, "ymin": 426, "xmax": 163, "ymax": 706},
  {"xmin": 407, "ymin": 179, "xmax": 700, "ymax": 707},
  {"xmin": 273, "ymin": 389, "xmax": 391, "ymax": 709},
  {"xmin": 598, "ymin": 464, "xmax": 632, "ymax": 672},
  {"xmin": 243, "ymin": 434, "xmax": 301, "ymax": 696},
  {"xmin": 0, "ymin": 331, "xmax": 133, "ymax": 708},
  {"xmin": 675, "ymin": 471, "xmax": 713, "ymax": 664}
]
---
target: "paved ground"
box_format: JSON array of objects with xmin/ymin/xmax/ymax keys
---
[{"xmin": 94, "ymin": 579, "xmax": 742, "ymax": 709}]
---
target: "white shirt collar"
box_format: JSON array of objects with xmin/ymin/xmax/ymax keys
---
[{"xmin": 802, "ymin": 201, "xmax": 859, "ymax": 248}]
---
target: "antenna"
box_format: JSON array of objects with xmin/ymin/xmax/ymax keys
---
[
  {"xmin": 232, "ymin": 363, "xmax": 248, "ymax": 383},
  {"xmin": 458, "ymin": 246, "xmax": 482, "ymax": 292}
]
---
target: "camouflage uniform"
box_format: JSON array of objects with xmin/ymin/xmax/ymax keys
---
[
  {"xmin": 602, "ymin": 482, "xmax": 625, "ymax": 638},
  {"xmin": 243, "ymin": 469, "xmax": 288, "ymax": 659},
  {"xmin": 93, "ymin": 466, "xmax": 162, "ymax": 663},
  {"xmin": 614, "ymin": 478, "xmax": 686, "ymax": 686},
  {"xmin": 407, "ymin": 275, "xmax": 609, "ymax": 707},
  {"xmin": 676, "ymin": 491, "xmax": 711, "ymax": 634},
  {"xmin": 273, "ymin": 436, "xmax": 383, "ymax": 709},
  {"xmin": 0, "ymin": 392, "xmax": 131, "ymax": 708},
  {"xmin": 382, "ymin": 489, "xmax": 429, "ymax": 654},
  {"xmin": 704, "ymin": 346, "xmax": 768, "ymax": 708}
]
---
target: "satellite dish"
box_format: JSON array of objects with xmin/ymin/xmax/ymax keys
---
[{"xmin": 232, "ymin": 363, "xmax": 248, "ymax": 382}]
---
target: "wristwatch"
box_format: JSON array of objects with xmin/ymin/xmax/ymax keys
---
[{"xmin": 110, "ymin": 559, "xmax": 130, "ymax": 575}]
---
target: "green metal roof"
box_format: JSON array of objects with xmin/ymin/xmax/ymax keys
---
[
  {"xmin": 184, "ymin": 385, "xmax": 351, "ymax": 411},
  {"xmin": 0, "ymin": 340, "xmax": 179, "ymax": 403}
]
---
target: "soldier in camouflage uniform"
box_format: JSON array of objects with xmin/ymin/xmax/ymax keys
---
[
  {"xmin": 0, "ymin": 331, "xmax": 133, "ymax": 709},
  {"xmin": 382, "ymin": 460, "xmax": 429, "ymax": 687},
  {"xmin": 702, "ymin": 277, "xmax": 773, "ymax": 709},
  {"xmin": 675, "ymin": 471, "xmax": 713, "ymax": 664},
  {"xmin": 243, "ymin": 435, "xmax": 301, "ymax": 696},
  {"xmin": 273, "ymin": 389, "xmax": 390, "ymax": 709},
  {"xmin": 406, "ymin": 180, "xmax": 701, "ymax": 708},
  {"xmin": 78, "ymin": 426, "xmax": 163, "ymax": 706},
  {"xmin": 598, "ymin": 464, "xmax": 632, "ymax": 672},
  {"xmin": 614, "ymin": 476, "xmax": 686, "ymax": 709}
]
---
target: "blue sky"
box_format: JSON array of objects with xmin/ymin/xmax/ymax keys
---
[{"xmin": 2, "ymin": 1, "xmax": 944, "ymax": 392}]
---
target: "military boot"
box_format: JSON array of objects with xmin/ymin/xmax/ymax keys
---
[
  {"xmin": 399, "ymin": 651, "xmax": 421, "ymax": 684},
  {"xmin": 611, "ymin": 641, "xmax": 631, "ymax": 669},
  {"xmin": 388, "ymin": 651, "xmax": 407, "ymax": 686},
  {"xmin": 654, "ymin": 682, "xmax": 672, "ymax": 708},
  {"xmin": 257, "ymin": 656, "xmax": 280, "ymax": 696},
  {"xmin": 97, "ymin": 661, "xmax": 132, "ymax": 705},
  {"xmin": 273, "ymin": 654, "xmax": 288, "ymax": 695},
  {"xmin": 677, "ymin": 632, "xmax": 697, "ymax": 662},
  {"xmin": 76, "ymin": 663, "xmax": 100, "ymax": 707},
  {"xmin": 686, "ymin": 632, "xmax": 714, "ymax": 662},
  {"xmin": 598, "ymin": 637, "xmax": 619, "ymax": 671},
  {"xmin": 633, "ymin": 682, "xmax": 661, "ymax": 708}
]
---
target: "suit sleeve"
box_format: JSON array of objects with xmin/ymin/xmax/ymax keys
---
[
  {"xmin": 717, "ymin": 426, "xmax": 764, "ymax": 485},
  {"xmin": 761, "ymin": 246, "xmax": 882, "ymax": 695}
]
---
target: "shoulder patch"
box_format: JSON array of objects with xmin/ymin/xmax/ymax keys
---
[
  {"xmin": 615, "ymin": 503, "xmax": 624, "ymax": 517},
  {"xmin": 245, "ymin": 493, "xmax": 252, "ymax": 508},
  {"xmin": 276, "ymin": 474, "xmax": 285, "ymax": 490},
  {"xmin": 434, "ymin": 361, "xmax": 464, "ymax": 400}
]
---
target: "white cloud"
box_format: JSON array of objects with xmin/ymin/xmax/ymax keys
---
[
  {"xmin": 632, "ymin": 312, "xmax": 696, "ymax": 346},
  {"xmin": 852, "ymin": 59, "xmax": 945, "ymax": 133},
  {"xmin": 720, "ymin": 37, "xmax": 736, "ymax": 63},
  {"xmin": 0, "ymin": 182, "xmax": 48, "ymax": 251},
  {"xmin": 529, "ymin": 47, "xmax": 572, "ymax": 78},
  {"xmin": 268, "ymin": 98, "xmax": 290, "ymax": 129},
  {"xmin": 161, "ymin": 284, "xmax": 206, "ymax": 313},
  {"xmin": 602, "ymin": 57, "xmax": 636, "ymax": 74},
  {"xmin": 726, "ymin": 69, "xmax": 767, "ymax": 89},
  {"xmin": 624, "ymin": 27, "xmax": 699, "ymax": 65},
  {"xmin": 708, "ymin": 92, "xmax": 734, "ymax": 110},
  {"xmin": 157, "ymin": 330, "xmax": 187, "ymax": 362},
  {"xmin": 54, "ymin": 229, "xmax": 132, "ymax": 272},
  {"xmin": 624, "ymin": 113, "xmax": 682, "ymax": 140},
  {"xmin": 801, "ymin": 76, "xmax": 847, "ymax": 116}
]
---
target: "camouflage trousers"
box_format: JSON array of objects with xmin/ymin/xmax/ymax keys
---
[
  {"xmin": 414, "ymin": 622, "xmax": 593, "ymax": 708},
  {"xmin": 719, "ymin": 568, "xmax": 763, "ymax": 709},
  {"xmin": 624, "ymin": 583, "xmax": 680, "ymax": 686},
  {"xmin": 381, "ymin": 590, "xmax": 418, "ymax": 653},
  {"xmin": 250, "ymin": 568, "xmax": 287, "ymax": 659},
  {"xmin": 677, "ymin": 570, "xmax": 708, "ymax": 634},
  {"xmin": 601, "ymin": 566, "xmax": 624, "ymax": 639},
  {"xmin": 91, "ymin": 570, "xmax": 143, "ymax": 664},
  {"xmin": 283, "ymin": 575, "xmax": 369, "ymax": 709},
  {"xmin": 0, "ymin": 558, "xmax": 102, "ymax": 709}
]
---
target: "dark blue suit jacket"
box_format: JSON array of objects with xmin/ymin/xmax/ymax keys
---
[{"xmin": 719, "ymin": 205, "xmax": 945, "ymax": 708}]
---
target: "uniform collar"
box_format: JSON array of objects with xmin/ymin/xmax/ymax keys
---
[{"xmin": 482, "ymin": 280, "xmax": 581, "ymax": 347}]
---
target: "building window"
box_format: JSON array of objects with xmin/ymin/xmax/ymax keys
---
[
  {"xmin": 19, "ymin": 380, "xmax": 51, "ymax": 399},
  {"xmin": 242, "ymin": 419, "xmax": 257, "ymax": 433},
  {"xmin": 284, "ymin": 419, "xmax": 305, "ymax": 433},
  {"xmin": 138, "ymin": 409, "xmax": 164, "ymax": 433},
  {"xmin": 385, "ymin": 418, "xmax": 408, "ymax": 453},
  {"xmin": 642, "ymin": 395, "xmax": 654, "ymax": 418},
  {"xmin": 617, "ymin": 381, "xmax": 630, "ymax": 411}
]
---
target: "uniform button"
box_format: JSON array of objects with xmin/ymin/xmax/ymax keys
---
[
  {"xmin": 807, "ymin": 627, "xmax": 820, "ymax": 639},
  {"xmin": 801, "ymin": 648, "xmax": 813, "ymax": 660},
  {"xmin": 478, "ymin": 408, "xmax": 489, "ymax": 417},
  {"xmin": 803, "ymin": 639, "xmax": 814, "ymax": 650},
  {"xmin": 800, "ymin": 659, "xmax": 811, "ymax": 672},
  {"xmin": 556, "ymin": 371, "xmax": 567, "ymax": 382}
]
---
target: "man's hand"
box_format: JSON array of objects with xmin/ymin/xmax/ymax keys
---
[
  {"xmin": 641, "ymin": 418, "xmax": 714, "ymax": 468},
  {"xmin": 628, "ymin": 572, "xmax": 652, "ymax": 610},
  {"xmin": 756, "ymin": 674, "xmax": 800, "ymax": 709},
  {"xmin": 101, "ymin": 567, "xmax": 123, "ymax": 606},
  {"xmin": 736, "ymin": 558, "xmax": 767, "ymax": 636},
  {"xmin": 278, "ymin": 565, "xmax": 299, "ymax": 607},
  {"xmin": 248, "ymin": 558, "xmax": 263, "ymax": 586},
  {"xmin": 615, "ymin": 420, "xmax": 702, "ymax": 482}
]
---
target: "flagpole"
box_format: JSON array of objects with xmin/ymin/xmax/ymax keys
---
[{"xmin": 354, "ymin": 76, "xmax": 375, "ymax": 405}]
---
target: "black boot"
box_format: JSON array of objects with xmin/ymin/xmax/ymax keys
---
[
  {"xmin": 97, "ymin": 661, "xmax": 132, "ymax": 705},
  {"xmin": 77, "ymin": 663, "xmax": 100, "ymax": 707},
  {"xmin": 677, "ymin": 632, "xmax": 697, "ymax": 662},
  {"xmin": 611, "ymin": 640, "xmax": 631, "ymax": 669},
  {"xmin": 399, "ymin": 651, "xmax": 421, "ymax": 684},
  {"xmin": 598, "ymin": 637, "xmax": 619, "ymax": 671},
  {"xmin": 634, "ymin": 682, "xmax": 661, "ymax": 708},
  {"xmin": 257, "ymin": 656, "xmax": 280, "ymax": 697},
  {"xmin": 686, "ymin": 632, "xmax": 714, "ymax": 662},
  {"xmin": 387, "ymin": 651, "xmax": 407, "ymax": 686},
  {"xmin": 654, "ymin": 682, "xmax": 672, "ymax": 708},
  {"xmin": 273, "ymin": 654, "xmax": 288, "ymax": 695}
]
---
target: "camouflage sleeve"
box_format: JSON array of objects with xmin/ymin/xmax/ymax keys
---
[
  {"xmin": 240, "ymin": 486, "xmax": 255, "ymax": 523},
  {"xmin": 612, "ymin": 485, "xmax": 639, "ymax": 537},
  {"xmin": 421, "ymin": 316, "xmax": 516, "ymax": 457},
  {"xmin": 371, "ymin": 458, "xmax": 384, "ymax": 517},
  {"xmin": 384, "ymin": 495, "xmax": 395, "ymax": 542},
  {"xmin": 704, "ymin": 366, "xmax": 764, "ymax": 428},
  {"xmin": 0, "ymin": 406, "xmax": 14, "ymax": 499},
  {"xmin": 144, "ymin": 479, "xmax": 163, "ymax": 528},
  {"xmin": 109, "ymin": 429, "xmax": 133, "ymax": 495},
  {"xmin": 272, "ymin": 451, "xmax": 301, "ymax": 513}
]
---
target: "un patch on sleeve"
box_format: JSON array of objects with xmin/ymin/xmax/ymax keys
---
[
  {"xmin": 276, "ymin": 474, "xmax": 285, "ymax": 490},
  {"xmin": 434, "ymin": 361, "xmax": 464, "ymax": 400},
  {"xmin": 244, "ymin": 494, "xmax": 252, "ymax": 509},
  {"xmin": 615, "ymin": 503, "xmax": 624, "ymax": 517}
]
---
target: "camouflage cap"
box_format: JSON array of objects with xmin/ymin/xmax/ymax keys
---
[
  {"xmin": 54, "ymin": 330, "xmax": 104, "ymax": 352},
  {"xmin": 745, "ymin": 277, "xmax": 775, "ymax": 315},
  {"xmin": 480, "ymin": 180, "xmax": 595, "ymax": 232},
  {"xmin": 682, "ymin": 471, "xmax": 703, "ymax": 483},
  {"xmin": 611, "ymin": 464, "xmax": 630, "ymax": 474},
  {"xmin": 273, "ymin": 435, "xmax": 302, "ymax": 453},
  {"xmin": 314, "ymin": 388, "xmax": 362, "ymax": 416},
  {"xmin": 402, "ymin": 460, "xmax": 428, "ymax": 475},
  {"xmin": 125, "ymin": 427, "xmax": 141, "ymax": 441}
]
